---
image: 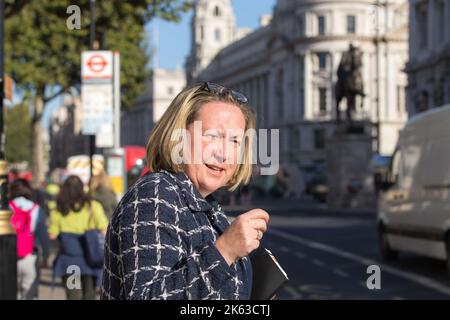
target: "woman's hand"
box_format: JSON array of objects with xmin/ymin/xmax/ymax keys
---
[{"xmin": 215, "ymin": 209, "xmax": 269, "ymax": 266}]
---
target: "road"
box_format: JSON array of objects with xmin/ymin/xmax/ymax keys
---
[
  {"xmin": 253, "ymin": 208, "xmax": 450, "ymax": 300},
  {"xmin": 38, "ymin": 204, "xmax": 450, "ymax": 300}
]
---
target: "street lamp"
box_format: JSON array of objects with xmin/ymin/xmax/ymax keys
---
[{"xmin": 0, "ymin": 0, "xmax": 18, "ymax": 300}]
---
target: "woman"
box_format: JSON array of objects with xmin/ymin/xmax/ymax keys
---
[
  {"xmin": 49, "ymin": 175, "xmax": 108, "ymax": 300},
  {"xmin": 9, "ymin": 178, "xmax": 50, "ymax": 300},
  {"xmin": 102, "ymin": 82, "xmax": 269, "ymax": 300},
  {"xmin": 90, "ymin": 170, "xmax": 118, "ymax": 221}
]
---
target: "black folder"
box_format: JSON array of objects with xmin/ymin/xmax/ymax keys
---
[{"xmin": 250, "ymin": 248, "xmax": 289, "ymax": 300}]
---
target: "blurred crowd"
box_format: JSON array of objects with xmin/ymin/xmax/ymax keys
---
[{"xmin": 8, "ymin": 169, "xmax": 117, "ymax": 300}]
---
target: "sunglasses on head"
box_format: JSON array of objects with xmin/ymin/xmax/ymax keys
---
[{"xmin": 199, "ymin": 82, "xmax": 248, "ymax": 105}]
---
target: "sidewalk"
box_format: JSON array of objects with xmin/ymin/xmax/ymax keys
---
[
  {"xmin": 38, "ymin": 266, "xmax": 66, "ymax": 300},
  {"xmin": 38, "ymin": 249, "xmax": 103, "ymax": 300}
]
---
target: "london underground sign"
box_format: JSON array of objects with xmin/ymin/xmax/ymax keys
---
[
  {"xmin": 82, "ymin": 51, "xmax": 113, "ymax": 81},
  {"xmin": 81, "ymin": 50, "xmax": 118, "ymax": 147},
  {"xmin": 87, "ymin": 55, "xmax": 108, "ymax": 72}
]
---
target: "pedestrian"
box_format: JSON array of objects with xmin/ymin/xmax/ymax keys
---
[
  {"xmin": 90, "ymin": 170, "xmax": 117, "ymax": 221},
  {"xmin": 9, "ymin": 178, "xmax": 50, "ymax": 300},
  {"xmin": 102, "ymin": 82, "xmax": 270, "ymax": 300},
  {"xmin": 32, "ymin": 181, "xmax": 51, "ymax": 217},
  {"xmin": 48, "ymin": 175, "xmax": 108, "ymax": 300},
  {"xmin": 45, "ymin": 181, "xmax": 60, "ymax": 213}
]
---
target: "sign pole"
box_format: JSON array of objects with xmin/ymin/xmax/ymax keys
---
[
  {"xmin": 82, "ymin": 3, "xmax": 114, "ymax": 192},
  {"xmin": 113, "ymin": 51, "xmax": 120, "ymax": 149}
]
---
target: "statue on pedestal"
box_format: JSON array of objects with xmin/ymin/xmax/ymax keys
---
[{"xmin": 335, "ymin": 44, "xmax": 366, "ymax": 128}]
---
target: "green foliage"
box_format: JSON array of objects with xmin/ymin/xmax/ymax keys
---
[
  {"xmin": 4, "ymin": 0, "xmax": 29, "ymax": 18},
  {"xmin": 4, "ymin": 0, "xmax": 193, "ymax": 110},
  {"xmin": 3, "ymin": 0, "xmax": 193, "ymax": 180},
  {"xmin": 5, "ymin": 104, "xmax": 32, "ymax": 164}
]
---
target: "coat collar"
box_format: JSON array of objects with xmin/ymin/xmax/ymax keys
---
[{"xmin": 160, "ymin": 169, "xmax": 220, "ymax": 213}]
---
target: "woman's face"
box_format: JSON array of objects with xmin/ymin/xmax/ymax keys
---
[{"xmin": 184, "ymin": 101, "xmax": 246, "ymax": 198}]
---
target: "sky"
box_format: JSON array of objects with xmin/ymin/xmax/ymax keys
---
[
  {"xmin": 147, "ymin": 0, "xmax": 276, "ymax": 70},
  {"xmin": 42, "ymin": 0, "xmax": 277, "ymax": 128}
]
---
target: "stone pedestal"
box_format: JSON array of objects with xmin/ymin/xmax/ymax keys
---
[{"xmin": 326, "ymin": 130, "xmax": 375, "ymax": 208}]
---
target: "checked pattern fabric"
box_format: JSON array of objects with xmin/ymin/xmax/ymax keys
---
[{"xmin": 101, "ymin": 170, "xmax": 252, "ymax": 300}]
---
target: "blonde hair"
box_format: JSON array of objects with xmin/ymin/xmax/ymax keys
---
[
  {"xmin": 146, "ymin": 83, "xmax": 256, "ymax": 191},
  {"xmin": 90, "ymin": 170, "xmax": 113, "ymax": 192}
]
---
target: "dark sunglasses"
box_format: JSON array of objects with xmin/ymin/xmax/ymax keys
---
[{"xmin": 199, "ymin": 82, "xmax": 248, "ymax": 105}]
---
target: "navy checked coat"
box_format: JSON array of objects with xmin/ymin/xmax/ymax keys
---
[{"xmin": 101, "ymin": 170, "xmax": 252, "ymax": 300}]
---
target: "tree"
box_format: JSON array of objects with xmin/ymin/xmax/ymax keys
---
[
  {"xmin": 4, "ymin": 0, "xmax": 193, "ymax": 183},
  {"xmin": 5, "ymin": 103, "xmax": 32, "ymax": 164},
  {"xmin": 4, "ymin": 0, "xmax": 30, "ymax": 18}
]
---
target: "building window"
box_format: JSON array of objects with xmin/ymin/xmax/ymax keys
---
[
  {"xmin": 318, "ymin": 15, "xmax": 326, "ymax": 35},
  {"xmin": 437, "ymin": 1, "xmax": 445, "ymax": 42},
  {"xmin": 214, "ymin": 6, "xmax": 221, "ymax": 17},
  {"xmin": 298, "ymin": 56, "xmax": 305, "ymax": 117},
  {"xmin": 319, "ymin": 88, "xmax": 327, "ymax": 113},
  {"xmin": 200, "ymin": 25, "xmax": 204, "ymax": 40},
  {"xmin": 291, "ymin": 128, "xmax": 300, "ymax": 149},
  {"xmin": 314, "ymin": 128, "xmax": 326, "ymax": 149},
  {"xmin": 298, "ymin": 16, "xmax": 304, "ymax": 36},
  {"xmin": 276, "ymin": 69, "xmax": 284, "ymax": 119},
  {"xmin": 317, "ymin": 52, "xmax": 327, "ymax": 70},
  {"xmin": 415, "ymin": 90, "xmax": 429, "ymax": 113},
  {"xmin": 214, "ymin": 28, "xmax": 221, "ymax": 42},
  {"xmin": 263, "ymin": 74, "xmax": 269, "ymax": 128},
  {"xmin": 347, "ymin": 15, "xmax": 356, "ymax": 34},
  {"xmin": 167, "ymin": 86, "xmax": 174, "ymax": 95},
  {"xmin": 416, "ymin": 3, "xmax": 428, "ymax": 48}
]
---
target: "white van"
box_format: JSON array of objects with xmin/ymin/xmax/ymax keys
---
[{"xmin": 378, "ymin": 104, "xmax": 450, "ymax": 275}]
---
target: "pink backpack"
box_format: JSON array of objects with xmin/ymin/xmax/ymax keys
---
[{"xmin": 10, "ymin": 201, "xmax": 37, "ymax": 258}]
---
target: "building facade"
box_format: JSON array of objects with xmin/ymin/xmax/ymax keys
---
[
  {"xmin": 406, "ymin": 0, "xmax": 450, "ymax": 116},
  {"xmin": 121, "ymin": 68, "xmax": 186, "ymax": 146},
  {"xmin": 188, "ymin": 0, "xmax": 409, "ymax": 170},
  {"xmin": 186, "ymin": 0, "xmax": 252, "ymax": 83}
]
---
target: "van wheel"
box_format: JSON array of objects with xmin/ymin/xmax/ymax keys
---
[{"xmin": 378, "ymin": 224, "xmax": 398, "ymax": 261}]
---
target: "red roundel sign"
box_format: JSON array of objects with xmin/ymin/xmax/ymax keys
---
[
  {"xmin": 87, "ymin": 55, "xmax": 108, "ymax": 73},
  {"xmin": 82, "ymin": 51, "xmax": 113, "ymax": 80}
]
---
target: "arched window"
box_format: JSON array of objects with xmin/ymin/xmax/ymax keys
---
[{"xmin": 214, "ymin": 6, "xmax": 221, "ymax": 17}]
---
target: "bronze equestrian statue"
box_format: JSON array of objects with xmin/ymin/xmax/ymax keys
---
[{"xmin": 335, "ymin": 44, "xmax": 365, "ymax": 124}]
